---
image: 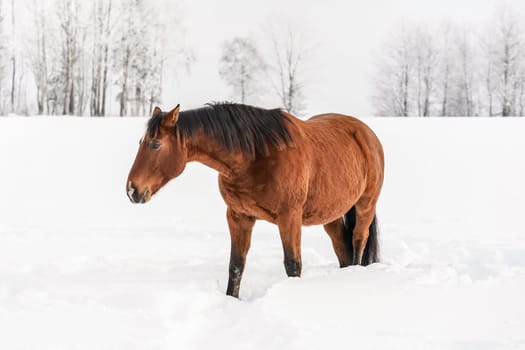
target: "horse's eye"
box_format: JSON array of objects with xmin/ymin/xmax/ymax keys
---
[
  {"xmin": 149, "ymin": 142, "xmax": 161, "ymax": 150},
  {"xmin": 139, "ymin": 138, "xmax": 143, "ymax": 145}
]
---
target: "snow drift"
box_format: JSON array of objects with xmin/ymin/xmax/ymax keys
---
[{"xmin": 1, "ymin": 117, "xmax": 524, "ymax": 349}]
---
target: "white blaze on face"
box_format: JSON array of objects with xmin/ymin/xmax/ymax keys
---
[{"xmin": 127, "ymin": 181, "xmax": 135, "ymax": 202}]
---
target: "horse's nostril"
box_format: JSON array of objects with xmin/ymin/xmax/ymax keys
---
[
  {"xmin": 140, "ymin": 189, "xmax": 150, "ymax": 203},
  {"xmin": 127, "ymin": 181, "xmax": 139, "ymax": 203}
]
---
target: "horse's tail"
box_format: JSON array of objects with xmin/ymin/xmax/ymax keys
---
[{"xmin": 343, "ymin": 206, "xmax": 380, "ymax": 265}]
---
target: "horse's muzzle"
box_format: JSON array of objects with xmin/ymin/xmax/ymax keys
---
[{"xmin": 127, "ymin": 181, "xmax": 150, "ymax": 204}]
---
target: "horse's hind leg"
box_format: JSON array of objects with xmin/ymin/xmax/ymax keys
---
[
  {"xmin": 352, "ymin": 196, "xmax": 378, "ymax": 265},
  {"xmin": 323, "ymin": 218, "xmax": 351, "ymax": 267},
  {"xmin": 277, "ymin": 209, "xmax": 302, "ymax": 277},
  {"xmin": 226, "ymin": 208, "xmax": 255, "ymax": 298}
]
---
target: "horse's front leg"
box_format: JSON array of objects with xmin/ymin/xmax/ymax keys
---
[
  {"xmin": 225, "ymin": 208, "xmax": 255, "ymax": 298},
  {"xmin": 277, "ymin": 209, "xmax": 303, "ymax": 277}
]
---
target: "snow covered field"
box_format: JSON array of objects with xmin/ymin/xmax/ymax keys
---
[{"xmin": 1, "ymin": 116, "xmax": 525, "ymax": 350}]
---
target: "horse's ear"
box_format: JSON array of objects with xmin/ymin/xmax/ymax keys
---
[
  {"xmin": 152, "ymin": 106, "xmax": 162, "ymax": 116},
  {"xmin": 163, "ymin": 104, "xmax": 180, "ymax": 128}
]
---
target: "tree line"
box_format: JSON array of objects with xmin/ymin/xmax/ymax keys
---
[
  {"xmin": 0, "ymin": 0, "xmax": 309, "ymax": 117},
  {"xmin": 0, "ymin": 0, "xmax": 192, "ymax": 116},
  {"xmin": 373, "ymin": 11, "xmax": 525, "ymax": 117},
  {"xmin": 7, "ymin": 1, "xmax": 522, "ymax": 117}
]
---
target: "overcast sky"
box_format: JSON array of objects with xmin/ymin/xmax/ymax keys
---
[{"xmin": 165, "ymin": 0, "xmax": 525, "ymax": 116}]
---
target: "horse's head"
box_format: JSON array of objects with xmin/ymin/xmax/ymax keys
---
[{"xmin": 126, "ymin": 105, "xmax": 188, "ymax": 204}]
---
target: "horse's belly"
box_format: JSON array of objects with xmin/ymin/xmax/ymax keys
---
[
  {"xmin": 225, "ymin": 191, "xmax": 348, "ymax": 225},
  {"xmin": 302, "ymin": 173, "xmax": 365, "ymax": 225},
  {"xmin": 302, "ymin": 195, "xmax": 355, "ymax": 226}
]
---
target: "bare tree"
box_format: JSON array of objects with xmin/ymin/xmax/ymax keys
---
[
  {"xmin": 113, "ymin": 0, "xmax": 151, "ymax": 116},
  {"xmin": 76, "ymin": 29, "xmax": 88, "ymax": 115},
  {"xmin": 0, "ymin": 0, "xmax": 5, "ymax": 114},
  {"xmin": 481, "ymin": 36, "xmax": 495, "ymax": 116},
  {"xmin": 29, "ymin": 0, "xmax": 50, "ymax": 114},
  {"xmin": 452, "ymin": 27, "xmax": 478, "ymax": 116},
  {"xmin": 481, "ymin": 10, "xmax": 525, "ymax": 117},
  {"xmin": 56, "ymin": 0, "xmax": 84, "ymax": 115},
  {"xmin": 89, "ymin": 0, "xmax": 113, "ymax": 116},
  {"xmin": 373, "ymin": 27, "xmax": 413, "ymax": 116},
  {"xmin": 267, "ymin": 27, "xmax": 308, "ymax": 115},
  {"xmin": 438, "ymin": 24, "xmax": 454, "ymax": 116},
  {"xmin": 413, "ymin": 27, "xmax": 438, "ymax": 116},
  {"xmin": 114, "ymin": 35, "xmax": 131, "ymax": 117},
  {"xmin": 219, "ymin": 37, "xmax": 265, "ymax": 104},
  {"xmin": 518, "ymin": 73, "xmax": 525, "ymax": 116},
  {"xmin": 496, "ymin": 12, "xmax": 523, "ymax": 116},
  {"xmin": 9, "ymin": 0, "xmax": 14, "ymax": 112},
  {"xmin": 0, "ymin": 0, "xmax": 22, "ymax": 114}
]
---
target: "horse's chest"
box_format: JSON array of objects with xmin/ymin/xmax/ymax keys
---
[{"xmin": 218, "ymin": 178, "xmax": 276, "ymax": 221}]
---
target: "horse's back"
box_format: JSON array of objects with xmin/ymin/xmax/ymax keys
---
[
  {"xmin": 303, "ymin": 113, "xmax": 384, "ymax": 174},
  {"xmin": 305, "ymin": 113, "xmax": 381, "ymax": 146}
]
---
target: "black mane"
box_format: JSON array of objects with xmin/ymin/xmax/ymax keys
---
[{"xmin": 148, "ymin": 103, "xmax": 293, "ymax": 159}]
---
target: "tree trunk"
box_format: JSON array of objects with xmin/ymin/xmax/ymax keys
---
[
  {"xmin": 441, "ymin": 62, "xmax": 449, "ymax": 116},
  {"xmin": 402, "ymin": 63, "xmax": 409, "ymax": 117},
  {"xmin": 486, "ymin": 60, "xmax": 493, "ymax": 117},
  {"xmin": 100, "ymin": 0, "xmax": 111, "ymax": 116},
  {"xmin": 120, "ymin": 47, "xmax": 130, "ymax": 117},
  {"xmin": 101, "ymin": 44, "xmax": 109, "ymax": 116},
  {"xmin": 10, "ymin": 0, "xmax": 15, "ymax": 112}
]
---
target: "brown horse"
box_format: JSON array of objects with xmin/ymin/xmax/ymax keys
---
[{"xmin": 127, "ymin": 103, "xmax": 384, "ymax": 298}]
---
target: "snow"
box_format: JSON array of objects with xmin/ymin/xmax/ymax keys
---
[{"xmin": 1, "ymin": 116, "xmax": 525, "ymax": 349}]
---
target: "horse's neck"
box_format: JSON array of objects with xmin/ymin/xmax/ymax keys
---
[{"xmin": 186, "ymin": 135, "xmax": 247, "ymax": 178}]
